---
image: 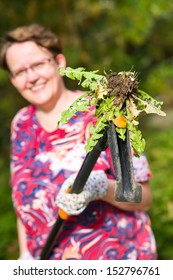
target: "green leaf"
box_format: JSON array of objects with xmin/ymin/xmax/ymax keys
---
[
  {"xmin": 57, "ymin": 92, "xmax": 89, "ymax": 126},
  {"xmin": 137, "ymin": 89, "xmax": 166, "ymax": 116},
  {"xmin": 57, "ymin": 67, "xmax": 166, "ymax": 155}
]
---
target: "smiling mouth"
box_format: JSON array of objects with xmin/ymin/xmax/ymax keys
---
[{"xmin": 31, "ymin": 84, "xmax": 45, "ymax": 91}]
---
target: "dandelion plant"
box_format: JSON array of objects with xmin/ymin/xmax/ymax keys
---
[{"xmin": 58, "ymin": 67, "xmax": 166, "ymax": 156}]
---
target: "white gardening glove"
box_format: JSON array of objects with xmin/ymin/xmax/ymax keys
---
[
  {"xmin": 18, "ymin": 250, "xmax": 35, "ymax": 260},
  {"xmin": 56, "ymin": 170, "xmax": 108, "ymax": 216}
]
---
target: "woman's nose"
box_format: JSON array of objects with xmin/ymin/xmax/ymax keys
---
[{"xmin": 26, "ymin": 68, "xmax": 39, "ymax": 82}]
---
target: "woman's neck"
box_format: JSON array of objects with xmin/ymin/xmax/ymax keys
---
[{"xmin": 35, "ymin": 89, "xmax": 83, "ymax": 132}]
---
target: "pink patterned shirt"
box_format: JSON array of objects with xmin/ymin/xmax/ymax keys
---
[{"xmin": 10, "ymin": 104, "xmax": 156, "ymax": 260}]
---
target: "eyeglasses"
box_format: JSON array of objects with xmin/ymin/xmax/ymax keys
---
[{"xmin": 10, "ymin": 57, "xmax": 54, "ymax": 82}]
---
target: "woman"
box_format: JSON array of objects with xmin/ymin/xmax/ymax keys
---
[{"xmin": 0, "ymin": 23, "xmax": 157, "ymax": 260}]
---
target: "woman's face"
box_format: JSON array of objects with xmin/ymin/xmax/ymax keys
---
[{"xmin": 6, "ymin": 41, "xmax": 66, "ymax": 109}]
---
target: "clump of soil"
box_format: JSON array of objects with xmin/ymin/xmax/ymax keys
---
[{"xmin": 107, "ymin": 72, "xmax": 139, "ymax": 108}]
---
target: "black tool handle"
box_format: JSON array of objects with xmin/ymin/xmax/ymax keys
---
[
  {"xmin": 40, "ymin": 129, "xmax": 108, "ymax": 259},
  {"xmin": 107, "ymin": 122, "xmax": 142, "ymax": 202}
]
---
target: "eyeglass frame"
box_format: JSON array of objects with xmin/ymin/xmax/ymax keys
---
[{"xmin": 9, "ymin": 56, "xmax": 55, "ymax": 82}]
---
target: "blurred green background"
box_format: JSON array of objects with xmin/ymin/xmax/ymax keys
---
[{"xmin": 0, "ymin": 0, "xmax": 173, "ymax": 260}]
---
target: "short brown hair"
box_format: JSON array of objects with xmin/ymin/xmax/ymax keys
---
[{"xmin": 0, "ymin": 23, "xmax": 62, "ymax": 70}]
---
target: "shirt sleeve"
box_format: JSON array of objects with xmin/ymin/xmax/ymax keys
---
[
  {"xmin": 10, "ymin": 109, "xmax": 33, "ymax": 215},
  {"xmin": 132, "ymin": 154, "xmax": 152, "ymax": 182}
]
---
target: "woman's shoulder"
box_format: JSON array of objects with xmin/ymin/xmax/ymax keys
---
[
  {"xmin": 68, "ymin": 90, "xmax": 84, "ymax": 102},
  {"xmin": 11, "ymin": 104, "xmax": 35, "ymax": 128}
]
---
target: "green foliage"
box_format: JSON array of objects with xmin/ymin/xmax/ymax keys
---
[
  {"xmin": 143, "ymin": 123, "xmax": 173, "ymax": 260},
  {"xmin": 58, "ymin": 67, "xmax": 165, "ymax": 155},
  {"xmin": 0, "ymin": 160, "xmax": 18, "ymax": 260}
]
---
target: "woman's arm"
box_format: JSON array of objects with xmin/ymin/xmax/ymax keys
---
[
  {"xmin": 17, "ymin": 218, "xmax": 28, "ymax": 256},
  {"xmin": 102, "ymin": 179, "xmax": 152, "ymax": 212},
  {"xmin": 17, "ymin": 218, "xmax": 35, "ymax": 259}
]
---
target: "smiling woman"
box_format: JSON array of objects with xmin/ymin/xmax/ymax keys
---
[
  {"xmin": 0, "ymin": 23, "xmax": 157, "ymax": 260},
  {"xmin": 4, "ymin": 40, "xmax": 67, "ymax": 112}
]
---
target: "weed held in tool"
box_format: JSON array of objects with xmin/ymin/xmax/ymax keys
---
[{"xmin": 58, "ymin": 67, "xmax": 166, "ymax": 156}]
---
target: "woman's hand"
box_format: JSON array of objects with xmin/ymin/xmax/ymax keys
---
[
  {"xmin": 103, "ymin": 179, "xmax": 153, "ymax": 212},
  {"xmin": 56, "ymin": 170, "xmax": 108, "ymax": 215}
]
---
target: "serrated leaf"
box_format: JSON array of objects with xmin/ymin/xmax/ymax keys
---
[{"xmin": 57, "ymin": 67, "xmax": 166, "ymax": 155}]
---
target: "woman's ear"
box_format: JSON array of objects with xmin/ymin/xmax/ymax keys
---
[{"xmin": 55, "ymin": 54, "xmax": 66, "ymax": 69}]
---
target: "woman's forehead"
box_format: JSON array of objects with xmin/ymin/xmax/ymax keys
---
[{"xmin": 6, "ymin": 41, "xmax": 50, "ymax": 67}]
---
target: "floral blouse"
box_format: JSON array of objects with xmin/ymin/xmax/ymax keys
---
[{"xmin": 10, "ymin": 104, "xmax": 157, "ymax": 260}]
